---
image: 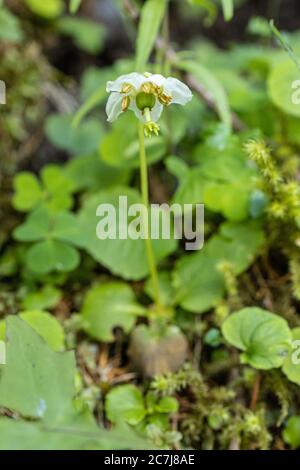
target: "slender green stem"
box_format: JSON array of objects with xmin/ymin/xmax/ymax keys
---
[{"xmin": 138, "ymin": 122, "xmax": 161, "ymax": 308}]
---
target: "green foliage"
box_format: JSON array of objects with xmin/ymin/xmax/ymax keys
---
[
  {"xmin": 221, "ymin": 308, "xmax": 292, "ymax": 369},
  {"xmin": 135, "ymin": 0, "xmax": 168, "ymax": 71},
  {"xmin": 268, "ymin": 60, "xmax": 300, "ymax": 117},
  {"xmin": 3, "ymin": 0, "xmax": 300, "ymax": 451},
  {"xmin": 173, "ymin": 221, "xmax": 265, "ymax": 313},
  {"xmin": 78, "ymin": 187, "xmax": 177, "ymax": 280},
  {"xmin": 0, "ymin": 7, "xmax": 23, "ymax": 42},
  {"xmin": 45, "ymin": 115, "xmax": 103, "ymax": 154},
  {"xmin": 70, "ymin": 0, "xmax": 82, "ymax": 14},
  {"xmin": 25, "ymin": 0, "xmax": 64, "ymax": 19},
  {"xmin": 221, "ymin": 0, "xmax": 234, "ymax": 22},
  {"xmin": 106, "ymin": 384, "xmax": 147, "ymax": 425},
  {"xmin": 105, "ymin": 383, "xmax": 178, "ymax": 439},
  {"xmin": 19, "ymin": 310, "xmax": 65, "ymax": 351},
  {"xmin": 100, "ymin": 113, "xmax": 167, "ymax": 169},
  {"xmin": 283, "ymin": 416, "xmax": 300, "ymax": 449},
  {"xmin": 14, "ymin": 207, "xmax": 83, "ymax": 274},
  {"xmin": 13, "ymin": 165, "xmax": 75, "ymax": 213},
  {"xmin": 178, "ymin": 61, "xmax": 232, "ymax": 130},
  {"xmin": 80, "ymin": 282, "xmax": 146, "ymax": 342},
  {"xmin": 58, "ymin": 17, "xmax": 105, "ymax": 54},
  {"xmin": 282, "ymin": 327, "xmax": 300, "ymax": 385},
  {"xmin": 21, "ymin": 285, "xmax": 62, "ymax": 310},
  {"xmin": 0, "ymin": 317, "xmax": 150, "ymax": 450}
]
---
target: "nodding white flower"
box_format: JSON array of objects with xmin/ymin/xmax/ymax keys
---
[{"xmin": 106, "ymin": 72, "xmax": 192, "ymax": 137}]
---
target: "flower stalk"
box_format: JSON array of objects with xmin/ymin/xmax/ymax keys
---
[{"xmin": 138, "ymin": 121, "xmax": 161, "ymax": 308}]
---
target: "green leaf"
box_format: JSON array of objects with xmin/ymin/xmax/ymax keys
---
[
  {"xmin": 14, "ymin": 207, "xmax": 50, "ymax": 242},
  {"xmin": 0, "ymin": 7, "xmax": 23, "ymax": 42},
  {"xmin": 135, "ymin": 0, "xmax": 168, "ymax": 71},
  {"xmin": 221, "ymin": 0, "xmax": 233, "ymax": 21},
  {"xmin": 79, "ymin": 187, "xmax": 177, "ymax": 280},
  {"xmin": 25, "ymin": 0, "xmax": 64, "ymax": 19},
  {"xmin": 145, "ymin": 271, "xmax": 175, "ymax": 307},
  {"xmin": 81, "ymin": 282, "xmax": 146, "ymax": 342},
  {"xmin": 58, "ymin": 17, "xmax": 105, "ymax": 54},
  {"xmin": 22, "ymin": 285, "xmax": 62, "ymax": 311},
  {"xmin": 46, "ymin": 115, "xmax": 103, "ymax": 154},
  {"xmin": 270, "ymin": 21, "xmax": 300, "ymax": 72},
  {"xmin": 0, "ymin": 418, "xmax": 152, "ymax": 450},
  {"xmin": 13, "ymin": 172, "xmax": 42, "ymax": 212},
  {"xmin": 14, "ymin": 207, "xmax": 82, "ymax": 274},
  {"xmin": 70, "ymin": 0, "xmax": 82, "ymax": 14},
  {"xmin": 73, "ymin": 84, "xmax": 106, "ymax": 128},
  {"xmin": 0, "ymin": 316, "xmax": 74, "ymax": 422},
  {"xmin": 221, "ymin": 308, "xmax": 292, "ymax": 369},
  {"xmin": 178, "ymin": 60, "xmax": 232, "ymax": 131},
  {"xmin": 0, "ymin": 317, "xmax": 152, "ymax": 450},
  {"xmin": 26, "ymin": 240, "xmax": 80, "ymax": 274},
  {"xmin": 100, "ymin": 113, "xmax": 166, "ymax": 169},
  {"xmin": 282, "ymin": 327, "xmax": 300, "ymax": 385},
  {"xmin": 174, "ymin": 221, "xmax": 265, "ymax": 313},
  {"xmin": 19, "ymin": 310, "xmax": 65, "ymax": 352},
  {"xmin": 268, "ymin": 60, "xmax": 300, "ymax": 117},
  {"xmin": 65, "ymin": 153, "xmax": 131, "ymax": 192},
  {"xmin": 283, "ymin": 416, "xmax": 300, "ymax": 449},
  {"xmin": 187, "ymin": 0, "xmax": 217, "ymax": 26},
  {"xmin": 156, "ymin": 396, "xmax": 178, "ymax": 414},
  {"xmin": 105, "ymin": 385, "xmax": 146, "ymax": 425}
]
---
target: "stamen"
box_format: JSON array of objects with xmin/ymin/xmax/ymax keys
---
[
  {"xmin": 121, "ymin": 83, "xmax": 133, "ymax": 94},
  {"xmin": 158, "ymin": 93, "xmax": 172, "ymax": 106},
  {"xmin": 122, "ymin": 96, "xmax": 130, "ymax": 112},
  {"xmin": 141, "ymin": 82, "xmax": 154, "ymax": 94}
]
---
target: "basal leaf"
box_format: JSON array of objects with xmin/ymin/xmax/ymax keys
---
[
  {"xmin": 105, "ymin": 384, "xmax": 146, "ymax": 425},
  {"xmin": 0, "ymin": 316, "xmax": 75, "ymax": 422},
  {"xmin": 81, "ymin": 282, "xmax": 146, "ymax": 342},
  {"xmin": 221, "ymin": 308, "xmax": 292, "ymax": 369},
  {"xmin": 19, "ymin": 310, "xmax": 65, "ymax": 352},
  {"xmin": 282, "ymin": 327, "xmax": 300, "ymax": 385},
  {"xmin": 268, "ymin": 60, "xmax": 300, "ymax": 117},
  {"xmin": 79, "ymin": 187, "xmax": 177, "ymax": 280}
]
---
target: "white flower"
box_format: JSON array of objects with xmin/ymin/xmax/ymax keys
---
[{"xmin": 106, "ymin": 72, "xmax": 193, "ymax": 136}]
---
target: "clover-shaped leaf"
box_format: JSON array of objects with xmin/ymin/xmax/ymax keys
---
[
  {"xmin": 14, "ymin": 207, "xmax": 83, "ymax": 274},
  {"xmin": 105, "ymin": 384, "xmax": 146, "ymax": 425},
  {"xmin": 13, "ymin": 165, "xmax": 75, "ymax": 213},
  {"xmin": 221, "ymin": 308, "xmax": 292, "ymax": 370},
  {"xmin": 80, "ymin": 282, "xmax": 146, "ymax": 342}
]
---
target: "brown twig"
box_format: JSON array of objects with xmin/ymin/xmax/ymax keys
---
[{"xmin": 250, "ymin": 373, "xmax": 261, "ymax": 411}]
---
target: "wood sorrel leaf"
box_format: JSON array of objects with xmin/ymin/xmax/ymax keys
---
[
  {"xmin": 81, "ymin": 282, "xmax": 146, "ymax": 342},
  {"xmin": 221, "ymin": 307, "xmax": 292, "ymax": 369}
]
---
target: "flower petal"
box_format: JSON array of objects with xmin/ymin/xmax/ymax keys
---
[
  {"xmin": 164, "ymin": 78, "xmax": 193, "ymax": 105},
  {"xmin": 106, "ymin": 93, "xmax": 123, "ymax": 122},
  {"xmin": 106, "ymin": 73, "xmax": 144, "ymax": 92},
  {"xmin": 150, "ymin": 100, "xmax": 164, "ymax": 122},
  {"xmin": 128, "ymin": 100, "xmax": 144, "ymax": 122},
  {"xmin": 145, "ymin": 74, "xmax": 166, "ymax": 88}
]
